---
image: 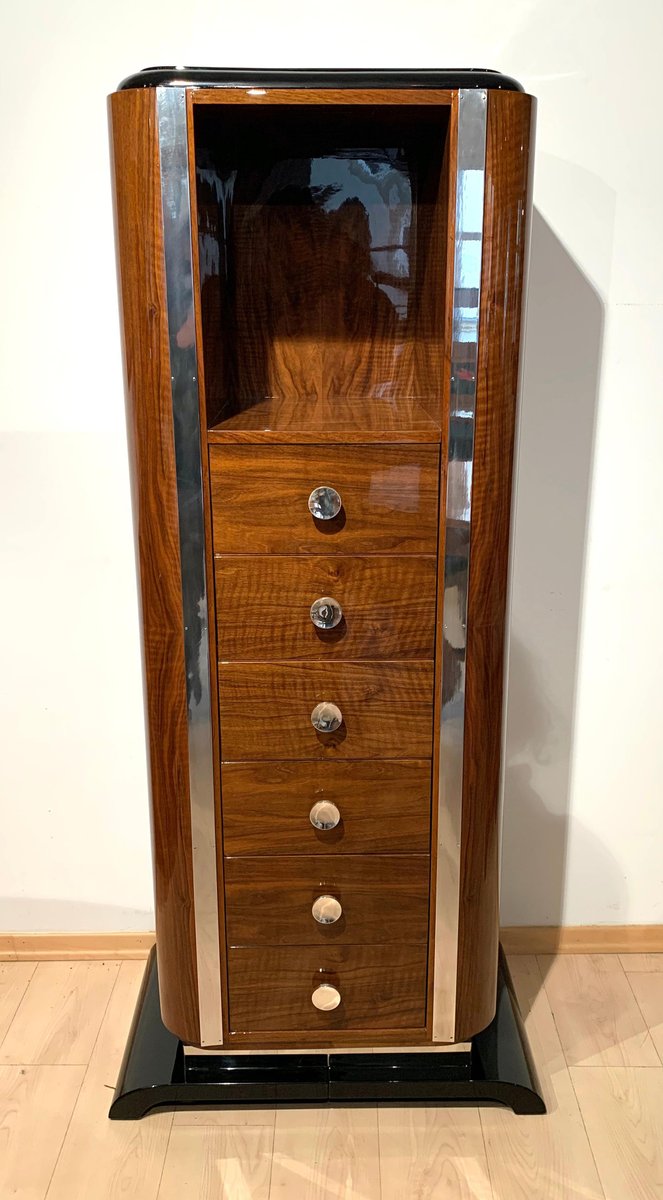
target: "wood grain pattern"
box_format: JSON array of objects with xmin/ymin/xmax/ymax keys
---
[
  {"xmin": 0, "ymin": 961, "xmax": 119, "ymax": 1066},
  {"xmin": 111, "ymin": 82, "xmax": 535, "ymax": 1050},
  {"xmin": 218, "ymin": 660, "xmax": 434, "ymax": 761},
  {"xmin": 109, "ymin": 90, "xmax": 200, "ymax": 1043},
  {"xmin": 480, "ymin": 956, "xmax": 605, "ymax": 1200},
  {"xmin": 221, "ymin": 759, "xmax": 431, "ymax": 856},
  {"xmin": 540, "ymin": 953, "xmax": 659, "ymax": 1067},
  {"xmin": 228, "ymin": 944, "xmax": 427, "ymax": 1032},
  {"xmin": 622, "ymin": 953, "xmax": 663, "ymax": 973},
  {"xmin": 572, "ymin": 1067, "xmax": 663, "ymax": 1200},
  {"xmin": 208, "ymin": 395, "xmax": 441, "ymax": 444},
  {"xmin": 379, "ymin": 1105, "xmax": 492, "ymax": 1200},
  {"xmin": 625, "ymin": 971, "xmax": 663, "ymax": 1063},
  {"xmin": 454, "ymin": 90, "xmax": 535, "ymax": 1041},
  {"xmin": 0, "ymin": 927, "xmax": 653, "ymax": 962},
  {"xmin": 215, "ymin": 554, "xmax": 437, "ymax": 661},
  {"xmin": 193, "ymin": 87, "xmax": 456, "ymax": 107},
  {"xmin": 209, "ymin": 444, "xmax": 440, "ymax": 555},
  {"xmin": 12, "ymin": 946, "xmax": 663, "ymax": 1199},
  {"xmin": 0, "ymin": 1065, "xmax": 85, "ymax": 1199},
  {"xmin": 46, "ymin": 961, "xmax": 172, "ymax": 1200},
  {"xmin": 224, "ymin": 854, "xmax": 430, "ymax": 946},
  {"xmin": 194, "ymin": 103, "xmax": 449, "ymax": 425},
  {"xmin": 0, "ymin": 963, "xmax": 35, "ymax": 1043},
  {"xmin": 159, "ymin": 1127, "xmax": 273, "ymax": 1200},
  {"xmin": 270, "ymin": 1106, "xmax": 380, "ymax": 1200},
  {"xmin": 173, "ymin": 1100, "xmax": 275, "ymax": 1127}
]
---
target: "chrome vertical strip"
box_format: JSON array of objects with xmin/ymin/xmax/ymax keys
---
[
  {"xmin": 157, "ymin": 86, "xmax": 223, "ymax": 1046},
  {"xmin": 433, "ymin": 89, "xmax": 487, "ymax": 1043}
]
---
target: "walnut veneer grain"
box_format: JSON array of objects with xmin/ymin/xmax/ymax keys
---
[
  {"xmin": 215, "ymin": 555, "xmax": 437, "ymax": 661},
  {"xmin": 454, "ymin": 90, "xmax": 535, "ymax": 1040},
  {"xmin": 218, "ymin": 661, "xmax": 434, "ymax": 761},
  {"xmin": 224, "ymin": 855, "xmax": 430, "ymax": 947},
  {"xmin": 220, "ymin": 760, "xmax": 431, "ymax": 856},
  {"xmin": 227, "ymin": 944, "xmax": 427, "ymax": 1033},
  {"xmin": 209, "ymin": 444, "xmax": 440, "ymax": 556},
  {"xmin": 109, "ymin": 89, "xmax": 200, "ymax": 1043}
]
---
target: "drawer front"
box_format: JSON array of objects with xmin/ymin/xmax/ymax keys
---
[
  {"xmin": 221, "ymin": 760, "xmax": 431, "ymax": 856},
  {"xmin": 228, "ymin": 945, "xmax": 427, "ymax": 1032},
  {"xmin": 215, "ymin": 555, "xmax": 437, "ymax": 661},
  {"xmin": 209, "ymin": 444, "xmax": 440, "ymax": 555},
  {"xmin": 225, "ymin": 854, "xmax": 430, "ymax": 946},
  {"xmin": 218, "ymin": 661, "xmax": 434, "ymax": 760}
]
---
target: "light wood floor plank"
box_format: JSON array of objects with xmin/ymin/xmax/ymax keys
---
[
  {"xmin": 46, "ymin": 960, "xmax": 172, "ymax": 1200},
  {"xmin": 0, "ymin": 962, "xmax": 36, "ymax": 1045},
  {"xmin": 621, "ymin": 954, "xmax": 663, "ymax": 973},
  {"xmin": 0, "ymin": 1064, "xmax": 84, "ymax": 1199},
  {"xmin": 572, "ymin": 1067, "xmax": 663, "ymax": 1199},
  {"xmin": 173, "ymin": 1105, "xmax": 276, "ymax": 1127},
  {"xmin": 4, "ymin": 951, "xmax": 662, "ymax": 1200},
  {"xmin": 626, "ymin": 972, "xmax": 663, "ymax": 1064},
  {"xmin": 481, "ymin": 956, "xmax": 604, "ymax": 1200},
  {"xmin": 0, "ymin": 960, "xmax": 119, "ymax": 1066},
  {"xmin": 379, "ymin": 1105, "xmax": 492, "ymax": 1199},
  {"xmin": 539, "ymin": 953, "xmax": 659, "ymax": 1067},
  {"xmin": 270, "ymin": 1106, "xmax": 380, "ymax": 1199},
  {"xmin": 159, "ymin": 1125, "xmax": 273, "ymax": 1199}
]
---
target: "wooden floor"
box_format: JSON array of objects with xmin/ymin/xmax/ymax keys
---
[{"xmin": 1, "ymin": 955, "xmax": 663, "ymax": 1198}]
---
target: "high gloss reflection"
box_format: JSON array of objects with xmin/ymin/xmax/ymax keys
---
[
  {"xmin": 194, "ymin": 106, "xmax": 450, "ymax": 433},
  {"xmin": 434, "ymin": 89, "xmax": 488, "ymax": 1043}
]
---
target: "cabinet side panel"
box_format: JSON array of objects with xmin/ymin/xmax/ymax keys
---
[
  {"xmin": 455, "ymin": 91, "xmax": 534, "ymax": 1039},
  {"xmin": 109, "ymin": 89, "xmax": 200, "ymax": 1042}
]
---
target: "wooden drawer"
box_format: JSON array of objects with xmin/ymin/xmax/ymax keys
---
[
  {"xmin": 209, "ymin": 444, "xmax": 439, "ymax": 555},
  {"xmin": 215, "ymin": 555, "xmax": 437, "ymax": 661},
  {"xmin": 225, "ymin": 854, "xmax": 430, "ymax": 946},
  {"xmin": 221, "ymin": 760, "xmax": 431, "ymax": 856},
  {"xmin": 218, "ymin": 661, "xmax": 434, "ymax": 760},
  {"xmin": 228, "ymin": 945, "xmax": 427, "ymax": 1032}
]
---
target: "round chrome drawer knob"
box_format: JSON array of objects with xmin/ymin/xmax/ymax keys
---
[
  {"xmin": 309, "ymin": 800, "xmax": 341, "ymax": 831},
  {"xmin": 311, "ymin": 983, "xmax": 341, "ymax": 1011},
  {"xmin": 310, "ymin": 596, "xmax": 343, "ymax": 629},
  {"xmin": 311, "ymin": 702, "xmax": 343, "ymax": 733},
  {"xmin": 312, "ymin": 895, "xmax": 343, "ymax": 925},
  {"xmin": 308, "ymin": 486, "xmax": 342, "ymax": 520}
]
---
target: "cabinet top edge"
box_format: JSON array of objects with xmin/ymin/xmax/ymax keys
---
[{"xmin": 115, "ymin": 67, "xmax": 525, "ymax": 93}]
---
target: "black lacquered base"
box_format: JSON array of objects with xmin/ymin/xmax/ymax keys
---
[{"xmin": 109, "ymin": 947, "xmax": 545, "ymax": 1119}]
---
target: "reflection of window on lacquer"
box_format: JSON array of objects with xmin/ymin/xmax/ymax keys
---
[
  {"xmin": 310, "ymin": 152, "xmax": 412, "ymax": 318},
  {"xmin": 368, "ymin": 464, "xmax": 423, "ymax": 513}
]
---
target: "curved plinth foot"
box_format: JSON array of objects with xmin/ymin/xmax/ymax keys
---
[{"xmin": 109, "ymin": 945, "xmax": 545, "ymax": 1119}]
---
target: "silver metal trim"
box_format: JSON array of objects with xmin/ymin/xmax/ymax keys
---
[
  {"xmin": 157, "ymin": 86, "xmax": 223, "ymax": 1046},
  {"xmin": 433, "ymin": 89, "xmax": 488, "ymax": 1043}
]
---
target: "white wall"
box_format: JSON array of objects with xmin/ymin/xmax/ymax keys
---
[{"xmin": 1, "ymin": 0, "xmax": 661, "ymax": 931}]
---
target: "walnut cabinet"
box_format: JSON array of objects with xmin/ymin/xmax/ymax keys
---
[{"xmin": 109, "ymin": 67, "xmax": 535, "ymax": 1048}]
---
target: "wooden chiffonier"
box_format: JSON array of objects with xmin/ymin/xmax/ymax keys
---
[{"xmin": 109, "ymin": 68, "xmax": 535, "ymax": 1051}]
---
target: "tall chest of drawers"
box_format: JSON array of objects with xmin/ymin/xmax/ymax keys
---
[{"xmin": 110, "ymin": 68, "xmax": 535, "ymax": 1050}]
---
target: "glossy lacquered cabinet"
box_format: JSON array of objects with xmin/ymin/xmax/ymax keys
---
[
  {"xmin": 110, "ymin": 72, "xmax": 535, "ymax": 1049},
  {"xmin": 209, "ymin": 444, "xmax": 440, "ymax": 555},
  {"xmin": 221, "ymin": 761, "xmax": 432, "ymax": 856},
  {"xmin": 215, "ymin": 555, "xmax": 438, "ymax": 661}
]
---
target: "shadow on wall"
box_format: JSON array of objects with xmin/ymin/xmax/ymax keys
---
[
  {"xmin": 0, "ymin": 898, "xmax": 153, "ymax": 933},
  {"xmin": 501, "ymin": 209, "xmax": 627, "ymax": 946}
]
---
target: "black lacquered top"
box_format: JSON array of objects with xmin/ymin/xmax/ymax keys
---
[{"xmin": 117, "ymin": 67, "xmax": 524, "ymax": 92}]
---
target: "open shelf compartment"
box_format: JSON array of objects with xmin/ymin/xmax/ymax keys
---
[{"xmin": 192, "ymin": 102, "xmax": 452, "ymax": 443}]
